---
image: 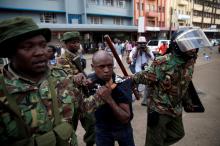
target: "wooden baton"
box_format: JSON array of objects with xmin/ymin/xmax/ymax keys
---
[{"xmin": 104, "ymin": 35, "xmax": 140, "ymax": 100}]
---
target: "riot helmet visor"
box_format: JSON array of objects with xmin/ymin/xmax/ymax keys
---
[{"xmin": 175, "ymin": 28, "xmax": 211, "ymax": 52}]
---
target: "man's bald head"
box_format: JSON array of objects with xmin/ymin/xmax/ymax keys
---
[
  {"xmin": 91, "ymin": 50, "xmax": 114, "ymax": 81},
  {"xmin": 92, "ymin": 50, "xmax": 113, "ymax": 64}
]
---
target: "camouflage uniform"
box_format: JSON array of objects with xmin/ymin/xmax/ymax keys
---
[
  {"xmin": 133, "ymin": 53, "xmax": 194, "ymax": 146},
  {"xmin": 60, "ymin": 49, "xmax": 95, "ymax": 146},
  {"xmin": 59, "ymin": 49, "xmax": 80, "ymax": 75},
  {"xmin": 0, "ymin": 65, "xmax": 101, "ymax": 146}
]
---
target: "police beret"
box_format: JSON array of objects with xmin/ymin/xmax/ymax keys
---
[
  {"xmin": 0, "ymin": 16, "xmax": 51, "ymax": 57},
  {"xmin": 61, "ymin": 31, "xmax": 80, "ymax": 42}
]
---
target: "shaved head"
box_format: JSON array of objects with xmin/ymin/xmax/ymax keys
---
[
  {"xmin": 91, "ymin": 50, "xmax": 114, "ymax": 81},
  {"xmin": 92, "ymin": 50, "xmax": 113, "ymax": 64}
]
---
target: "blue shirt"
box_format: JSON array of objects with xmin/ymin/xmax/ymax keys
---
[{"xmin": 88, "ymin": 73, "xmax": 133, "ymax": 130}]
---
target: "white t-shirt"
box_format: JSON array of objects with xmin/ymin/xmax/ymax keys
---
[{"xmin": 129, "ymin": 47, "xmax": 154, "ymax": 73}]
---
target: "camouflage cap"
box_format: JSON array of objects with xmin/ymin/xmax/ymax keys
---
[
  {"xmin": 61, "ymin": 31, "xmax": 80, "ymax": 42},
  {"xmin": 0, "ymin": 16, "xmax": 51, "ymax": 57}
]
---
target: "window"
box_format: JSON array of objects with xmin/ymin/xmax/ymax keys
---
[
  {"xmin": 159, "ymin": 21, "xmax": 165, "ymax": 27},
  {"xmin": 116, "ymin": 0, "xmax": 126, "ymax": 8},
  {"xmin": 158, "ymin": 6, "xmax": 165, "ymax": 12},
  {"xmin": 114, "ymin": 17, "xmax": 124, "ymax": 25},
  {"xmin": 151, "ymin": 5, "xmax": 155, "ymax": 11},
  {"xmin": 103, "ymin": 0, "xmax": 113, "ymax": 6},
  {"xmin": 40, "ymin": 12, "xmax": 57, "ymax": 23},
  {"xmin": 137, "ymin": 2, "xmax": 140, "ymax": 10},
  {"xmin": 89, "ymin": 0, "xmax": 98, "ymax": 4},
  {"xmin": 142, "ymin": 3, "xmax": 144, "ymax": 10},
  {"xmin": 90, "ymin": 16, "xmax": 103, "ymax": 24},
  {"xmin": 147, "ymin": 20, "xmax": 155, "ymax": 27},
  {"xmin": 146, "ymin": 4, "xmax": 150, "ymax": 11},
  {"xmin": 148, "ymin": 41, "xmax": 158, "ymax": 46}
]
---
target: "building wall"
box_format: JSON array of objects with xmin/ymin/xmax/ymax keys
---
[
  {"xmin": 65, "ymin": 0, "xmax": 84, "ymax": 14},
  {"xmin": 86, "ymin": 0, "xmax": 133, "ymax": 17},
  {"xmin": 0, "ymin": 10, "xmax": 66, "ymax": 24},
  {"xmin": 85, "ymin": 0, "xmax": 133, "ymax": 26},
  {"xmin": 172, "ymin": 0, "xmax": 192, "ymax": 27},
  {"xmin": 87, "ymin": 15, "xmax": 132, "ymax": 25},
  {"xmin": 0, "ymin": 0, "xmax": 65, "ymax": 12},
  {"xmin": 192, "ymin": 0, "xmax": 220, "ymax": 29},
  {"xmin": 134, "ymin": 0, "xmax": 145, "ymax": 25}
]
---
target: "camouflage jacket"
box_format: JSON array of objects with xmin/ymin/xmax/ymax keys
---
[
  {"xmin": 133, "ymin": 53, "xmax": 194, "ymax": 117},
  {"xmin": 59, "ymin": 49, "xmax": 80, "ymax": 75},
  {"xmin": 0, "ymin": 65, "xmax": 102, "ymax": 144}
]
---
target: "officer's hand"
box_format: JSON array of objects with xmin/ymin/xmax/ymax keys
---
[
  {"xmin": 161, "ymin": 75, "xmax": 178, "ymax": 96},
  {"xmin": 73, "ymin": 73, "xmax": 89, "ymax": 86},
  {"xmin": 168, "ymin": 86, "xmax": 178, "ymax": 97},
  {"xmin": 96, "ymin": 85, "xmax": 112, "ymax": 104}
]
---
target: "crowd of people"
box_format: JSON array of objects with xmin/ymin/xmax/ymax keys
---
[{"xmin": 0, "ymin": 16, "xmax": 211, "ymax": 146}]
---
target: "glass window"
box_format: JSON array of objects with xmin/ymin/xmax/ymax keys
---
[
  {"xmin": 137, "ymin": 2, "xmax": 140, "ymax": 10},
  {"xmin": 40, "ymin": 12, "xmax": 57, "ymax": 23},
  {"xmin": 142, "ymin": 3, "xmax": 144, "ymax": 10},
  {"xmin": 114, "ymin": 17, "xmax": 124, "ymax": 25},
  {"xmin": 150, "ymin": 5, "xmax": 155, "ymax": 11},
  {"xmin": 103, "ymin": 0, "xmax": 113, "ymax": 6},
  {"xmin": 148, "ymin": 40, "xmax": 158, "ymax": 46},
  {"xmin": 146, "ymin": 4, "xmax": 150, "ymax": 11},
  {"xmin": 116, "ymin": 0, "xmax": 126, "ymax": 8},
  {"xmin": 90, "ymin": 16, "xmax": 103, "ymax": 24},
  {"xmin": 89, "ymin": 0, "xmax": 98, "ymax": 4}
]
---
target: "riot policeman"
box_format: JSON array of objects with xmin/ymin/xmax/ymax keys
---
[{"xmin": 132, "ymin": 27, "xmax": 211, "ymax": 146}]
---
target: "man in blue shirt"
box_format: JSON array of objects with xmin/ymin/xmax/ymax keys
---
[{"xmin": 88, "ymin": 50, "xmax": 135, "ymax": 146}]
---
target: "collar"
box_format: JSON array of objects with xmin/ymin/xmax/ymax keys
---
[
  {"xmin": 90, "ymin": 73, "xmax": 126, "ymax": 85},
  {"xmin": 3, "ymin": 64, "xmax": 49, "ymax": 94}
]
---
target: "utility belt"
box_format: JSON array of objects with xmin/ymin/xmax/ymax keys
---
[{"xmin": 12, "ymin": 122, "xmax": 73, "ymax": 146}]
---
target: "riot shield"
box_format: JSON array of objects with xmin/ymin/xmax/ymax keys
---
[{"xmin": 183, "ymin": 81, "xmax": 205, "ymax": 113}]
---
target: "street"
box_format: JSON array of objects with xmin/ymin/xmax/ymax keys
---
[{"xmin": 76, "ymin": 47, "xmax": 220, "ymax": 146}]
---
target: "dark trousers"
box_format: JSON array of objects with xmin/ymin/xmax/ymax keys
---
[
  {"xmin": 95, "ymin": 125, "xmax": 135, "ymax": 146},
  {"xmin": 145, "ymin": 114, "xmax": 185, "ymax": 146},
  {"xmin": 72, "ymin": 106, "xmax": 95, "ymax": 146}
]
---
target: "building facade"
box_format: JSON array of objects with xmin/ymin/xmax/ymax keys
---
[
  {"xmin": 192, "ymin": 0, "xmax": 220, "ymax": 38},
  {"xmin": 134, "ymin": 0, "xmax": 172, "ymax": 40},
  {"xmin": 134, "ymin": 0, "xmax": 220, "ymax": 39},
  {"xmin": 0, "ymin": 0, "xmax": 219, "ymax": 43},
  {"xmin": 0, "ymin": 0, "xmax": 137, "ymax": 44}
]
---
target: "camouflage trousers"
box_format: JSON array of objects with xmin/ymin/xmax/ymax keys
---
[
  {"xmin": 72, "ymin": 106, "xmax": 96, "ymax": 146},
  {"xmin": 145, "ymin": 113, "xmax": 185, "ymax": 146}
]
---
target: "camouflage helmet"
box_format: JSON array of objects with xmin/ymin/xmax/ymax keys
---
[
  {"xmin": 0, "ymin": 16, "xmax": 51, "ymax": 57},
  {"xmin": 61, "ymin": 31, "xmax": 80, "ymax": 42}
]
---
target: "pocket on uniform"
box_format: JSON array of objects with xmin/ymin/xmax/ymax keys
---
[
  {"xmin": 53, "ymin": 122, "xmax": 73, "ymax": 145},
  {"xmin": 35, "ymin": 131, "xmax": 56, "ymax": 146}
]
